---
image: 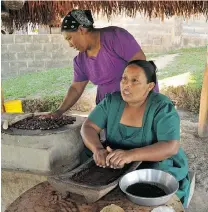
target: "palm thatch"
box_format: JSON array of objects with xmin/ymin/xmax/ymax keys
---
[{"xmin": 2, "ymin": 1, "xmax": 208, "ymax": 30}]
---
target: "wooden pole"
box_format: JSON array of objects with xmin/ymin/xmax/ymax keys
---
[
  {"xmin": 198, "ymin": 47, "xmax": 208, "ymax": 138},
  {"xmin": 1, "ymin": 88, "xmax": 6, "ymax": 113}
]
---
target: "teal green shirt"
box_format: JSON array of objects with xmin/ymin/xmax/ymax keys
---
[{"xmin": 88, "ymin": 91, "xmax": 190, "ymax": 206}]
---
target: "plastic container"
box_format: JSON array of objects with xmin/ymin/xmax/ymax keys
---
[{"xmin": 4, "ymin": 100, "xmax": 23, "ymax": 113}]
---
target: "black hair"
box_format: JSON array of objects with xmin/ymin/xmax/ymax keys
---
[{"xmin": 126, "ymin": 60, "xmax": 157, "ymax": 85}]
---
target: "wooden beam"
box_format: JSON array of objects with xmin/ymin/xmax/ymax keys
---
[{"xmin": 198, "ymin": 47, "xmax": 208, "ymax": 138}]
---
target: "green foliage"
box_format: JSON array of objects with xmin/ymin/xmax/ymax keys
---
[
  {"xmin": 162, "ymin": 86, "xmax": 201, "ymax": 113},
  {"xmin": 22, "ymin": 95, "xmax": 65, "ymax": 113}
]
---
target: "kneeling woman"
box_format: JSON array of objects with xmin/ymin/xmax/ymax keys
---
[{"xmin": 81, "ymin": 60, "xmax": 190, "ymax": 206}]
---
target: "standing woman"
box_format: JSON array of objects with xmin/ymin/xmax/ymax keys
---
[{"xmin": 49, "ymin": 9, "xmax": 159, "ymax": 117}]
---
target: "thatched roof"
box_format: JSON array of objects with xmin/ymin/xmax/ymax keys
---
[{"xmin": 2, "ymin": 1, "xmax": 208, "ymax": 30}]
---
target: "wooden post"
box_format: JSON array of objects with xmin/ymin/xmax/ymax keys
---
[
  {"xmin": 1, "ymin": 88, "xmax": 6, "ymax": 113},
  {"xmin": 198, "ymin": 48, "xmax": 208, "ymax": 138}
]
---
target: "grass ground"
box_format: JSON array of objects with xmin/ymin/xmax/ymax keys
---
[
  {"xmin": 2, "ymin": 67, "xmax": 94, "ymax": 100},
  {"xmin": 154, "ymin": 46, "xmax": 206, "ymax": 88},
  {"xmin": 2, "ymin": 46, "xmax": 207, "ymax": 113}
]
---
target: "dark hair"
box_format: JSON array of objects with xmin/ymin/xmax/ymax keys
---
[
  {"xmin": 61, "ymin": 10, "xmax": 94, "ymax": 32},
  {"xmin": 126, "ymin": 60, "xmax": 157, "ymax": 85}
]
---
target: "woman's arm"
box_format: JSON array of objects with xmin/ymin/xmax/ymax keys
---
[
  {"xmin": 129, "ymin": 140, "xmax": 180, "ymax": 162},
  {"xmin": 45, "ymin": 80, "xmax": 88, "ymax": 118},
  {"xmin": 81, "ymin": 95, "xmax": 111, "ymax": 167},
  {"xmin": 81, "ymin": 119, "xmax": 108, "ymax": 167},
  {"xmin": 57, "ymin": 81, "xmax": 89, "ymax": 114},
  {"xmin": 81, "ymin": 119, "xmax": 103, "ymax": 153},
  {"xmin": 106, "ymin": 140, "xmax": 180, "ymax": 169}
]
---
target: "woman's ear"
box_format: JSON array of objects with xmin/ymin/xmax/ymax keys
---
[
  {"xmin": 148, "ymin": 82, "xmax": 155, "ymax": 91},
  {"xmin": 78, "ymin": 26, "xmax": 88, "ymax": 35}
]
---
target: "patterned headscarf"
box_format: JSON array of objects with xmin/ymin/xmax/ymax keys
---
[{"xmin": 61, "ymin": 9, "xmax": 94, "ymax": 32}]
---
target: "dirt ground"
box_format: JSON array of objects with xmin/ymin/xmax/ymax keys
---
[{"xmin": 178, "ymin": 109, "xmax": 208, "ymax": 212}]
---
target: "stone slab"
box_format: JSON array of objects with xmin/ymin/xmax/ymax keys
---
[{"xmin": 48, "ymin": 158, "xmax": 141, "ymax": 203}]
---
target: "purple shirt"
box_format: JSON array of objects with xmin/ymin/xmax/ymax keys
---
[{"xmin": 73, "ymin": 26, "xmax": 158, "ymax": 104}]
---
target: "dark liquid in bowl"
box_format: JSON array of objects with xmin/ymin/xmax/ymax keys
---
[{"xmin": 126, "ymin": 182, "xmax": 167, "ymax": 198}]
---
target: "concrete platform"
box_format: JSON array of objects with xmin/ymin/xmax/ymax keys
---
[{"xmin": 1, "ymin": 113, "xmax": 85, "ymax": 175}]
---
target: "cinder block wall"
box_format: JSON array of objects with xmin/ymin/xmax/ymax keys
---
[
  {"xmin": 1, "ymin": 14, "xmax": 207, "ymax": 78},
  {"xmin": 1, "ymin": 35, "xmax": 77, "ymax": 78},
  {"xmin": 181, "ymin": 17, "xmax": 208, "ymax": 47},
  {"xmin": 93, "ymin": 14, "xmax": 207, "ymax": 51},
  {"xmin": 94, "ymin": 14, "xmax": 177, "ymax": 53}
]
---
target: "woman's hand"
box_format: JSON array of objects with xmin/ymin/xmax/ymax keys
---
[
  {"xmin": 106, "ymin": 147, "xmax": 132, "ymax": 169},
  {"xmin": 39, "ymin": 110, "xmax": 63, "ymax": 119},
  {"xmin": 93, "ymin": 148, "xmax": 108, "ymax": 168}
]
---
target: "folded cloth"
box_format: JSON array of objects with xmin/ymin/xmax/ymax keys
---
[
  {"xmin": 100, "ymin": 204, "xmax": 124, "ymax": 212},
  {"xmin": 151, "ymin": 206, "xmax": 175, "ymax": 212}
]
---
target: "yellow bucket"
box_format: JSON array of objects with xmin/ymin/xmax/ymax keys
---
[{"xmin": 4, "ymin": 100, "xmax": 23, "ymax": 113}]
